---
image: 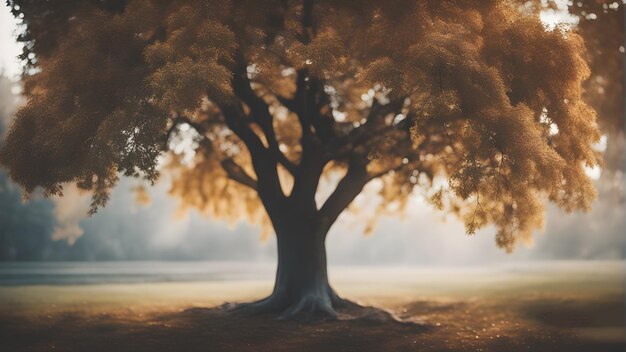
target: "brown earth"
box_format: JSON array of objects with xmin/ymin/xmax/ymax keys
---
[{"xmin": 0, "ymin": 262, "xmax": 624, "ymax": 351}]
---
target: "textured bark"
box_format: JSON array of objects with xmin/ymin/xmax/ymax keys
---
[
  {"xmin": 234, "ymin": 214, "xmax": 344, "ymax": 320},
  {"xmin": 229, "ymin": 218, "xmax": 414, "ymax": 324},
  {"xmin": 272, "ymin": 223, "xmax": 337, "ymax": 318}
]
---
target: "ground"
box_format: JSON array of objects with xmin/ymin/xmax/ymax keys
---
[{"xmin": 0, "ymin": 261, "xmax": 624, "ymax": 351}]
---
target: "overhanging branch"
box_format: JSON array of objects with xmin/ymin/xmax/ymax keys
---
[
  {"xmin": 232, "ymin": 61, "xmax": 297, "ymax": 175},
  {"xmin": 221, "ymin": 158, "xmax": 258, "ymax": 191},
  {"xmin": 317, "ymin": 154, "xmax": 370, "ymax": 231},
  {"xmin": 215, "ymin": 94, "xmax": 286, "ymax": 205},
  {"xmin": 325, "ymin": 99, "xmax": 408, "ymax": 160},
  {"xmin": 276, "ymin": 94, "xmax": 297, "ymax": 112}
]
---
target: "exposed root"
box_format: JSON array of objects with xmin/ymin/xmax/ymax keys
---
[
  {"xmin": 222, "ymin": 292, "xmax": 429, "ymax": 329},
  {"xmin": 278, "ymin": 295, "xmax": 338, "ymax": 321},
  {"xmin": 224, "ymin": 293, "xmax": 337, "ymax": 321},
  {"xmin": 222, "ymin": 294, "xmax": 285, "ymax": 315}
]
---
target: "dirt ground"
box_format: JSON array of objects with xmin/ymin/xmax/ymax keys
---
[{"xmin": 0, "ymin": 262, "xmax": 624, "ymax": 352}]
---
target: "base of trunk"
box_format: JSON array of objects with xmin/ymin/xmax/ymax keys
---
[
  {"xmin": 228, "ymin": 285, "xmax": 342, "ymax": 320},
  {"xmin": 227, "ymin": 224, "xmax": 417, "ymax": 323},
  {"xmin": 226, "ymin": 290, "xmax": 413, "ymax": 325}
]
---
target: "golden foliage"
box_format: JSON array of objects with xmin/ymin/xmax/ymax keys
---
[{"xmin": 0, "ymin": 0, "xmax": 602, "ymax": 249}]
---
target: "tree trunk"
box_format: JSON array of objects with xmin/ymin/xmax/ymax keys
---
[
  {"xmin": 272, "ymin": 223, "xmax": 336, "ymax": 314},
  {"xmin": 235, "ymin": 213, "xmax": 345, "ymax": 319}
]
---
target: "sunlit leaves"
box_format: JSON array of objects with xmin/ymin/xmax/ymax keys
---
[
  {"xmin": 148, "ymin": 59, "xmax": 232, "ymax": 112},
  {"xmin": 0, "ymin": 0, "xmax": 602, "ymax": 250},
  {"xmin": 359, "ymin": 58, "xmax": 405, "ymax": 96},
  {"xmin": 287, "ymin": 29, "xmax": 348, "ymax": 77}
]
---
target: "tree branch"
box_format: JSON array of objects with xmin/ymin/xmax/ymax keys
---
[
  {"xmin": 209, "ymin": 92, "xmax": 296, "ymax": 230},
  {"xmin": 276, "ymin": 94, "xmax": 297, "ymax": 112},
  {"xmin": 232, "ymin": 60, "xmax": 297, "ymax": 175},
  {"xmin": 315, "ymin": 102, "xmax": 415, "ymax": 230},
  {"xmin": 317, "ymin": 154, "xmax": 370, "ymax": 232},
  {"xmin": 220, "ymin": 158, "xmax": 258, "ymax": 191},
  {"xmin": 324, "ymin": 98, "xmax": 406, "ymax": 160},
  {"xmin": 300, "ymin": 0, "xmax": 315, "ymax": 44},
  {"xmin": 287, "ymin": 70, "xmax": 337, "ymax": 212}
]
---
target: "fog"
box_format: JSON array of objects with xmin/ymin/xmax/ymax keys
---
[
  {"xmin": 5, "ymin": 179, "xmax": 624, "ymax": 264},
  {"xmin": 35, "ymin": 173, "xmax": 624, "ymax": 265}
]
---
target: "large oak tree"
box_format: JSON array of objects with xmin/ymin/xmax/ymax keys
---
[{"xmin": 1, "ymin": 0, "xmax": 600, "ymax": 318}]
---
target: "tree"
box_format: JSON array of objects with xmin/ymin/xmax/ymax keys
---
[{"xmin": 1, "ymin": 0, "xmax": 599, "ymax": 318}]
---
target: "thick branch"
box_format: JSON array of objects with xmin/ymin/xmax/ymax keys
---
[
  {"xmin": 216, "ymin": 100, "xmax": 285, "ymax": 207},
  {"xmin": 220, "ymin": 158, "xmax": 258, "ymax": 191},
  {"xmin": 288, "ymin": 71, "xmax": 336, "ymax": 211},
  {"xmin": 315, "ymin": 103, "xmax": 416, "ymax": 230},
  {"xmin": 164, "ymin": 112, "xmax": 263, "ymax": 191},
  {"xmin": 289, "ymin": 0, "xmax": 335, "ymax": 148},
  {"xmin": 217, "ymin": 102, "xmax": 262, "ymax": 156},
  {"xmin": 276, "ymin": 94, "xmax": 297, "ymax": 112},
  {"xmin": 324, "ymin": 98, "xmax": 405, "ymax": 160},
  {"xmin": 300, "ymin": 0, "xmax": 315, "ymax": 44},
  {"xmin": 289, "ymin": 147, "xmax": 326, "ymax": 212},
  {"xmin": 232, "ymin": 61, "xmax": 297, "ymax": 175},
  {"xmin": 318, "ymin": 155, "xmax": 370, "ymax": 232}
]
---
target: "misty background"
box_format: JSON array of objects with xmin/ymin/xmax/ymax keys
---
[{"xmin": 0, "ymin": 3, "xmax": 624, "ymax": 265}]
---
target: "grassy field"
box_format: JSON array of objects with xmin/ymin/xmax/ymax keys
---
[{"xmin": 0, "ymin": 261, "xmax": 624, "ymax": 351}]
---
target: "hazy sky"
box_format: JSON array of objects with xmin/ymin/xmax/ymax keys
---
[
  {"xmin": 0, "ymin": 2, "xmax": 623, "ymax": 265},
  {"xmin": 0, "ymin": 4, "xmax": 21, "ymax": 79}
]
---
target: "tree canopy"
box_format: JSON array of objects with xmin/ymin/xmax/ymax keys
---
[
  {"xmin": 568, "ymin": 1, "xmax": 624, "ymax": 174},
  {"xmin": 1, "ymin": 0, "xmax": 600, "ymax": 251},
  {"xmin": 568, "ymin": 0, "xmax": 623, "ymax": 134}
]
